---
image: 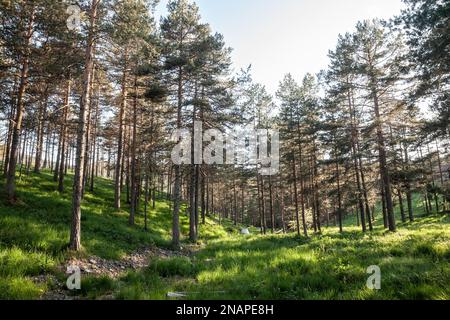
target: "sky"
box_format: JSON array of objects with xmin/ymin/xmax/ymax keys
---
[{"xmin": 155, "ymin": 0, "xmax": 406, "ymax": 95}]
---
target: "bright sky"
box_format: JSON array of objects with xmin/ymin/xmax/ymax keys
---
[{"xmin": 156, "ymin": 0, "xmax": 406, "ymax": 95}]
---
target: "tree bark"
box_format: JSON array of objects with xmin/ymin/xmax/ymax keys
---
[
  {"xmin": 114, "ymin": 51, "xmax": 128, "ymax": 210},
  {"xmin": 269, "ymin": 175, "xmax": 275, "ymax": 233},
  {"xmin": 292, "ymin": 156, "xmax": 301, "ymax": 236},
  {"xmin": 372, "ymin": 84, "xmax": 396, "ymax": 231},
  {"xmin": 58, "ymin": 79, "xmax": 71, "ymax": 192},
  {"xmin": 34, "ymin": 88, "xmax": 48, "ymax": 173},
  {"xmin": 172, "ymin": 65, "xmax": 183, "ymax": 249},
  {"xmin": 69, "ymin": 0, "xmax": 99, "ymax": 251},
  {"xmin": 335, "ymin": 146, "xmax": 343, "ymax": 233},
  {"xmin": 6, "ymin": 7, "xmax": 35, "ymax": 202},
  {"xmin": 130, "ymin": 76, "xmax": 138, "ymax": 226}
]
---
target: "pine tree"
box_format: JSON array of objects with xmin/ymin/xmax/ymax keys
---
[
  {"xmin": 70, "ymin": 0, "xmax": 102, "ymax": 251},
  {"xmin": 161, "ymin": 0, "xmax": 203, "ymax": 248}
]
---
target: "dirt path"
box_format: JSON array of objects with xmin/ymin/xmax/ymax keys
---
[{"xmin": 37, "ymin": 246, "xmax": 194, "ymax": 300}]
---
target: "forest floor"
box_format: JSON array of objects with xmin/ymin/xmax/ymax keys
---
[{"xmin": 0, "ymin": 171, "xmax": 449, "ymax": 300}]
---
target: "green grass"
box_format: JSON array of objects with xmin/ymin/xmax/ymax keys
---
[
  {"xmin": 0, "ymin": 170, "xmax": 449, "ymax": 300},
  {"xmin": 91, "ymin": 214, "xmax": 449, "ymax": 300},
  {"xmin": 0, "ymin": 170, "xmax": 231, "ymax": 299},
  {"xmin": 340, "ymin": 192, "xmax": 444, "ymax": 228}
]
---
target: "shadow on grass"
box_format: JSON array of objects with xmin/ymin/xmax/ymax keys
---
[
  {"xmin": 100, "ymin": 214, "xmax": 449, "ymax": 300},
  {"xmin": 0, "ymin": 171, "xmax": 178, "ymax": 261}
]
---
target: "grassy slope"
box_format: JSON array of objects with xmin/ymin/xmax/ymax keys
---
[
  {"xmin": 0, "ymin": 170, "xmax": 231, "ymax": 299},
  {"xmin": 0, "ymin": 171, "xmax": 449, "ymax": 300},
  {"xmin": 85, "ymin": 215, "xmax": 449, "ymax": 300},
  {"xmin": 340, "ymin": 192, "xmax": 436, "ymax": 228}
]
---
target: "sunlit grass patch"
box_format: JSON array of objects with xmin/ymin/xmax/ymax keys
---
[
  {"xmin": 0, "ymin": 276, "xmax": 46, "ymax": 300},
  {"xmin": 0, "ymin": 170, "xmax": 233, "ymax": 299}
]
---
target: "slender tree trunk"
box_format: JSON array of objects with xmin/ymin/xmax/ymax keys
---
[
  {"xmin": 381, "ymin": 180, "xmax": 388, "ymax": 228},
  {"xmin": 58, "ymin": 79, "xmax": 71, "ymax": 192},
  {"xmin": 3, "ymin": 75, "xmax": 18, "ymax": 176},
  {"xmin": 312, "ymin": 142, "xmax": 321, "ymax": 233},
  {"xmin": 201, "ymin": 168, "xmax": 206, "ymax": 224},
  {"xmin": 205, "ymin": 172, "xmax": 210, "ymax": 218},
  {"xmin": 403, "ymin": 137, "xmax": 414, "ymax": 221},
  {"xmin": 297, "ymin": 135, "xmax": 308, "ymax": 237},
  {"xmin": 6, "ymin": 8, "xmax": 35, "ymax": 202},
  {"xmin": 43, "ymin": 122, "xmax": 51, "ymax": 169},
  {"xmin": 335, "ymin": 146, "xmax": 343, "ymax": 233},
  {"xmin": 260, "ymin": 175, "xmax": 267, "ymax": 234},
  {"xmin": 82, "ymin": 65, "xmax": 96, "ymax": 197},
  {"xmin": 171, "ymin": 66, "xmax": 183, "ymax": 249},
  {"xmin": 114, "ymin": 51, "xmax": 128, "ymax": 210},
  {"xmin": 53, "ymin": 134, "xmax": 62, "ymax": 182},
  {"xmin": 192, "ymin": 167, "xmax": 199, "ymax": 233},
  {"xmin": 26, "ymin": 133, "xmax": 36, "ymax": 175},
  {"xmin": 90, "ymin": 94, "xmax": 99, "ymax": 192},
  {"xmin": 50, "ymin": 131, "xmax": 56, "ymax": 172},
  {"xmin": 144, "ymin": 171, "xmax": 149, "ymax": 231},
  {"xmin": 349, "ymin": 96, "xmax": 367, "ymax": 232},
  {"xmin": 359, "ymin": 154, "xmax": 373, "ymax": 230},
  {"xmin": 257, "ymin": 173, "xmax": 264, "ymax": 234},
  {"xmin": 427, "ymin": 144, "xmax": 439, "ymax": 213},
  {"xmin": 292, "ymin": 156, "xmax": 301, "ymax": 236},
  {"xmin": 189, "ymin": 107, "xmax": 197, "ymax": 241},
  {"xmin": 233, "ymin": 178, "xmax": 237, "ymax": 226},
  {"xmin": 34, "ymin": 89, "xmax": 48, "ymax": 173},
  {"xmin": 279, "ymin": 186, "xmax": 286, "ymax": 233},
  {"xmin": 269, "ymin": 175, "xmax": 275, "ymax": 233},
  {"xmin": 373, "ymin": 86, "xmax": 396, "ymax": 231},
  {"xmin": 126, "ymin": 124, "xmax": 131, "ymax": 204},
  {"xmin": 130, "ymin": 76, "xmax": 138, "ymax": 226},
  {"xmin": 70, "ymin": 0, "xmax": 99, "ymax": 251},
  {"xmin": 398, "ymin": 189, "xmax": 406, "ymax": 223},
  {"xmin": 241, "ymin": 185, "xmax": 244, "ymax": 224},
  {"xmin": 435, "ymin": 140, "xmax": 445, "ymax": 211}
]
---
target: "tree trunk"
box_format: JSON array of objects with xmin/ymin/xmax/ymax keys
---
[
  {"xmin": 292, "ymin": 156, "xmax": 301, "ymax": 236},
  {"xmin": 269, "ymin": 175, "xmax": 275, "ymax": 233},
  {"xmin": 90, "ymin": 94, "xmax": 99, "ymax": 192},
  {"xmin": 69, "ymin": 0, "xmax": 99, "ymax": 251},
  {"xmin": 82, "ymin": 65, "xmax": 96, "ymax": 197},
  {"xmin": 130, "ymin": 76, "xmax": 138, "ymax": 226},
  {"xmin": 335, "ymin": 146, "xmax": 343, "ymax": 233},
  {"xmin": 297, "ymin": 134, "xmax": 308, "ymax": 237},
  {"xmin": 6, "ymin": 8, "xmax": 35, "ymax": 202},
  {"xmin": 114, "ymin": 51, "xmax": 128, "ymax": 210},
  {"xmin": 3, "ymin": 75, "xmax": 18, "ymax": 176},
  {"xmin": 34, "ymin": 89, "xmax": 48, "ymax": 173},
  {"xmin": 58, "ymin": 79, "xmax": 71, "ymax": 192},
  {"xmin": 171, "ymin": 65, "xmax": 183, "ymax": 249},
  {"xmin": 144, "ymin": 172, "xmax": 149, "ymax": 231},
  {"xmin": 260, "ymin": 175, "xmax": 267, "ymax": 234},
  {"xmin": 435, "ymin": 140, "xmax": 445, "ymax": 211},
  {"xmin": 373, "ymin": 87, "xmax": 396, "ymax": 231},
  {"xmin": 201, "ymin": 168, "xmax": 206, "ymax": 224},
  {"xmin": 398, "ymin": 189, "xmax": 406, "ymax": 223}
]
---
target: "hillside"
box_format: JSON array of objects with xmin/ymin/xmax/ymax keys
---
[{"xmin": 0, "ymin": 172, "xmax": 448, "ymax": 300}]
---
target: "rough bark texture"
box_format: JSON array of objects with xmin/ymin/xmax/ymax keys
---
[
  {"xmin": 6, "ymin": 8, "xmax": 35, "ymax": 202},
  {"xmin": 58, "ymin": 79, "xmax": 71, "ymax": 193},
  {"xmin": 34, "ymin": 89, "xmax": 48, "ymax": 173},
  {"xmin": 70, "ymin": 0, "xmax": 99, "ymax": 251},
  {"xmin": 114, "ymin": 52, "xmax": 128, "ymax": 210}
]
